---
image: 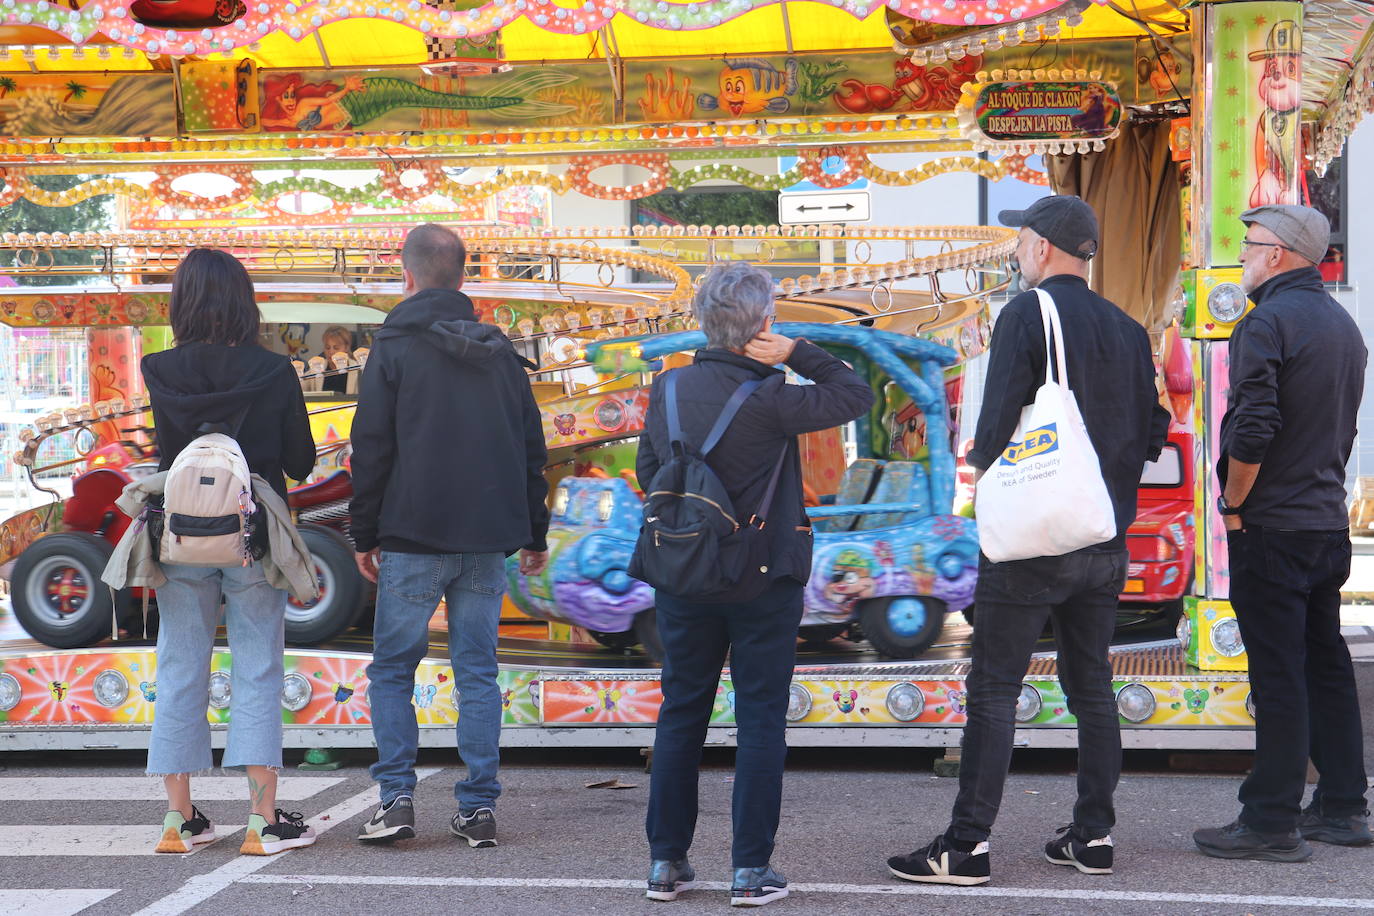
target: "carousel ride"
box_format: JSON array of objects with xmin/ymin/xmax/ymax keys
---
[{"xmin": 0, "ymin": 0, "xmax": 1368, "ymax": 748}]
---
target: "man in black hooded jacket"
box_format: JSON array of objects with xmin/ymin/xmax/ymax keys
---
[{"xmin": 350, "ymin": 223, "xmax": 549, "ymax": 850}]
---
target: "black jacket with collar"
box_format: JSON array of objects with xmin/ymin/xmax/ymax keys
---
[
  {"xmin": 636, "ymin": 340, "xmax": 874, "ymax": 597},
  {"xmin": 1219, "ymin": 266, "xmax": 1366, "ymax": 529},
  {"xmin": 348, "ymin": 288, "xmax": 550, "ymax": 556}
]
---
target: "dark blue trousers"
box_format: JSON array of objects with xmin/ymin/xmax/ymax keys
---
[{"xmin": 646, "ymin": 578, "xmax": 804, "ymax": 868}]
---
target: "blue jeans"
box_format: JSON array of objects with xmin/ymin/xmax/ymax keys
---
[
  {"xmin": 147, "ymin": 562, "xmax": 287, "ymax": 775},
  {"xmin": 948, "ymin": 549, "xmax": 1127, "ymax": 844},
  {"xmin": 647, "ymin": 578, "xmax": 804, "ymax": 868},
  {"xmin": 367, "ymin": 550, "xmax": 506, "ymax": 813}
]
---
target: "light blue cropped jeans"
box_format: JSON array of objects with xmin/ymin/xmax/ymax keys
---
[{"xmin": 146, "ymin": 562, "xmax": 287, "ymax": 775}]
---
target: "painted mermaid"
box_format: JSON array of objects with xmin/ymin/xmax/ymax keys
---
[{"xmin": 261, "ymin": 71, "xmax": 575, "ymax": 131}]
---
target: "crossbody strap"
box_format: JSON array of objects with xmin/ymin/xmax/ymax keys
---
[{"xmin": 664, "ymin": 370, "xmax": 765, "ymax": 456}]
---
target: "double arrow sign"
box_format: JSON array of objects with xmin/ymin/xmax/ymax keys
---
[{"xmin": 778, "ymin": 190, "xmax": 871, "ymax": 225}]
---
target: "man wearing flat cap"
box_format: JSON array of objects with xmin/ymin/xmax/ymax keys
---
[
  {"xmin": 1195, "ymin": 204, "xmax": 1370, "ymax": 861},
  {"xmin": 887, "ymin": 195, "xmax": 1168, "ymax": 886}
]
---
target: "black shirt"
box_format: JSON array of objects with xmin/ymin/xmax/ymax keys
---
[
  {"xmin": 968, "ymin": 275, "xmax": 1169, "ymax": 551},
  {"xmin": 1220, "ymin": 266, "xmax": 1366, "ymax": 529},
  {"xmin": 142, "ymin": 343, "xmax": 316, "ymax": 501}
]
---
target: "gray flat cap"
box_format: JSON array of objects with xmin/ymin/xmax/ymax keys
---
[{"xmin": 1239, "ymin": 204, "xmax": 1330, "ymax": 264}]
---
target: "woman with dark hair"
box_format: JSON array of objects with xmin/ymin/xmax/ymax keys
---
[{"xmin": 140, "ymin": 248, "xmax": 318, "ymax": 856}]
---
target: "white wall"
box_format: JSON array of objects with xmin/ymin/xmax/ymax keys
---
[{"xmin": 1331, "ymin": 119, "xmax": 1371, "ymax": 484}]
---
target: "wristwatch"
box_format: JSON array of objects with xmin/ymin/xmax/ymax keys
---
[{"xmin": 1216, "ymin": 494, "xmax": 1244, "ymax": 516}]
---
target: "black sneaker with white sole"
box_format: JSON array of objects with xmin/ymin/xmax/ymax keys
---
[
  {"xmin": 451, "ymin": 807, "xmax": 498, "ymax": 848},
  {"xmin": 646, "ymin": 857, "xmax": 697, "ymax": 902},
  {"xmin": 1044, "ymin": 824, "xmax": 1114, "ymax": 874},
  {"xmin": 887, "ymin": 835, "xmax": 990, "ymax": 886},
  {"xmin": 730, "ymin": 865, "xmax": 788, "ymax": 907},
  {"xmin": 358, "ymin": 795, "xmax": 415, "ymax": 844}
]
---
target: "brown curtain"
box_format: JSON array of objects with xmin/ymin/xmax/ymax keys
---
[{"xmin": 1046, "ymin": 120, "xmax": 1182, "ymax": 331}]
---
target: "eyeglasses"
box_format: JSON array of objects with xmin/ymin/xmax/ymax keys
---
[{"xmin": 1240, "ymin": 239, "xmax": 1294, "ymax": 253}]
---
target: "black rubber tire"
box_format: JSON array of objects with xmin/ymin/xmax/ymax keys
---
[
  {"xmin": 285, "ymin": 523, "xmax": 366, "ymax": 646},
  {"xmin": 799, "ymin": 623, "xmax": 848, "ymax": 645},
  {"xmin": 857, "ymin": 595, "xmax": 946, "ymax": 659},
  {"xmin": 960, "ymin": 604, "xmax": 975, "ymax": 628},
  {"xmin": 588, "ymin": 628, "xmax": 639, "ymax": 651},
  {"xmin": 633, "ymin": 608, "xmax": 665, "ymax": 665},
  {"xmin": 12, "ymin": 532, "xmax": 127, "ymax": 649}
]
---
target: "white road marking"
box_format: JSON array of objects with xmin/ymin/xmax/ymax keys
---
[
  {"xmin": 238, "ymin": 874, "xmax": 1374, "ymax": 909},
  {"xmin": 0, "ymin": 890, "xmax": 119, "ymax": 916},
  {"xmin": 0, "ymin": 825, "xmax": 242, "ymax": 856},
  {"xmin": 127, "ymin": 768, "xmax": 438, "ymax": 916},
  {"xmin": 0, "ymin": 776, "xmax": 343, "ymax": 801}
]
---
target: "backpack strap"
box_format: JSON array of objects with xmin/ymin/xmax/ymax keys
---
[
  {"xmin": 749, "ymin": 442, "xmax": 791, "ymax": 527},
  {"xmin": 700, "ymin": 379, "xmax": 764, "ymax": 455}
]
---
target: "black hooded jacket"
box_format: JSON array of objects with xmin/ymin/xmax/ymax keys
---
[
  {"xmin": 348, "ymin": 288, "xmax": 550, "ymax": 556},
  {"xmin": 142, "ymin": 343, "xmax": 316, "ymax": 500}
]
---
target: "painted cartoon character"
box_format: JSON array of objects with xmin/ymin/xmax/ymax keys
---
[
  {"xmin": 140, "ymin": 681, "xmax": 157, "ymax": 703},
  {"xmin": 891, "ymin": 55, "xmax": 981, "ymax": 112},
  {"xmin": 1069, "ymin": 84, "xmax": 1118, "ymax": 134},
  {"xmin": 333, "ymin": 683, "xmax": 355, "ymax": 704},
  {"xmin": 552, "ymin": 413, "xmax": 577, "ymax": 436},
  {"xmin": 598, "ymin": 688, "xmax": 621, "ymax": 712},
  {"xmin": 823, "ymin": 549, "xmax": 878, "ymax": 613},
  {"xmin": 1248, "ymin": 20, "xmax": 1301, "ymax": 207},
  {"xmin": 261, "ymin": 71, "xmax": 576, "ymax": 132},
  {"xmin": 49, "ymin": 681, "xmax": 69, "ymax": 702},
  {"xmin": 1184, "ymin": 687, "xmax": 1209, "ymax": 714},
  {"xmin": 946, "ymin": 688, "xmax": 967, "ymax": 716},
  {"xmin": 501, "ymin": 688, "xmax": 515, "ymax": 710},
  {"xmin": 889, "ymin": 401, "xmax": 928, "ymax": 461},
  {"xmin": 413, "ymin": 684, "xmax": 437, "ymax": 709},
  {"xmin": 698, "ymin": 58, "xmax": 799, "ymax": 117},
  {"xmin": 279, "ymin": 324, "xmax": 310, "ymax": 359},
  {"xmin": 129, "ymin": 0, "xmax": 247, "ymax": 28},
  {"xmin": 833, "ymin": 689, "xmax": 859, "ymax": 713},
  {"xmin": 1147, "ymin": 48, "xmax": 1183, "ymax": 98}
]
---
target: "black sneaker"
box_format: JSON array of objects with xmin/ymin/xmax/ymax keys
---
[
  {"xmin": 730, "ymin": 865, "xmax": 788, "ymax": 907},
  {"xmin": 358, "ymin": 795, "xmax": 415, "ymax": 844},
  {"xmin": 241, "ymin": 809, "xmax": 317, "ymax": 856},
  {"xmin": 1298, "ymin": 805, "xmax": 1373, "ymax": 847},
  {"xmin": 646, "ymin": 857, "xmax": 697, "ymax": 902},
  {"xmin": 451, "ymin": 807, "xmax": 498, "ymax": 848},
  {"xmin": 887, "ymin": 835, "xmax": 990, "ymax": 886},
  {"xmin": 1044, "ymin": 824, "xmax": 1114, "ymax": 874},
  {"xmin": 1193, "ymin": 820, "xmax": 1312, "ymax": 862}
]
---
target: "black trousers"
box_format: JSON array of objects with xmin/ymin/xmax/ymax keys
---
[
  {"xmin": 948, "ymin": 549, "xmax": 1127, "ymax": 844},
  {"xmin": 646, "ymin": 578, "xmax": 804, "ymax": 868},
  {"xmin": 1228, "ymin": 525, "xmax": 1368, "ymax": 833}
]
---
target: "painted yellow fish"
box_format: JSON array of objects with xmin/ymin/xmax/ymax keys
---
[{"xmin": 698, "ymin": 58, "xmax": 798, "ymax": 117}]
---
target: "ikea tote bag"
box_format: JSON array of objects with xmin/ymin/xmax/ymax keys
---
[{"xmin": 974, "ymin": 288, "xmax": 1116, "ymax": 562}]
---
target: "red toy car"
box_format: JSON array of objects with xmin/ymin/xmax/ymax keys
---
[{"xmin": 1121, "ymin": 425, "xmax": 1196, "ymax": 619}]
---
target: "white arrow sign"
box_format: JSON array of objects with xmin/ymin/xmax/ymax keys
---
[{"xmin": 778, "ymin": 189, "xmax": 871, "ymax": 225}]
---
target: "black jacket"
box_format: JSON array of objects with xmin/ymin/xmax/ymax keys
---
[
  {"xmin": 348, "ymin": 288, "xmax": 550, "ymax": 556},
  {"xmin": 968, "ymin": 275, "xmax": 1169, "ymax": 550},
  {"xmin": 1219, "ymin": 266, "xmax": 1366, "ymax": 529},
  {"xmin": 636, "ymin": 341, "xmax": 874, "ymax": 594},
  {"xmin": 142, "ymin": 343, "xmax": 315, "ymax": 501}
]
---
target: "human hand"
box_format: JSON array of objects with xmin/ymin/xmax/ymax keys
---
[
  {"xmin": 355, "ymin": 548, "xmax": 380, "ymax": 583},
  {"xmin": 1223, "ymin": 514, "xmax": 1243, "ymax": 532},
  {"xmin": 345, "ymin": 75, "xmax": 366, "ymax": 93},
  {"xmin": 519, "ymin": 549, "xmax": 549, "ymax": 576},
  {"xmin": 744, "ymin": 331, "xmax": 796, "ymax": 366}
]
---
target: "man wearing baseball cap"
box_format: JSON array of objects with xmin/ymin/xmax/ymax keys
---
[
  {"xmin": 1195, "ymin": 204, "xmax": 1370, "ymax": 861},
  {"xmin": 886, "ymin": 195, "xmax": 1167, "ymax": 886}
]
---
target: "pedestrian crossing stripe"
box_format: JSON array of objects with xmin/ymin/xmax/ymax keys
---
[
  {"xmin": 0, "ymin": 890, "xmax": 118, "ymax": 916},
  {"xmin": 0, "ymin": 776, "xmax": 343, "ymax": 801},
  {"xmin": 0, "ymin": 825, "xmax": 244, "ymax": 856}
]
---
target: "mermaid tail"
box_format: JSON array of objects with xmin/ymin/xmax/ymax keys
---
[{"xmin": 339, "ymin": 71, "xmax": 576, "ymax": 124}]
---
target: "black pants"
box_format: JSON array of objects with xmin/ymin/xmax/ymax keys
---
[
  {"xmin": 646, "ymin": 578, "xmax": 804, "ymax": 868},
  {"xmin": 1228, "ymin": 525, "xmax": 1367, "ymax": 833},
  {"xmin": 948, "ymin": 549, "xmax": 1127, "ymax": 844}
]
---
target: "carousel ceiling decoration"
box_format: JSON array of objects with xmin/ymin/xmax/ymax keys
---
[
  {"xmin": 1301, "ymin": 1, "xmax": 1374, "ymax": 170},
  {"xmin": 0, "ymin": 1, "xmax": 1111, "ymax": 57}
]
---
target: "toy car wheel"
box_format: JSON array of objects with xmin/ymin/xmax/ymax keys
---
[
  {"xmin": 959, "ymin": 604, "xmax": 975, "ymax": 628},
  {"xmin": 12, "ymin": 532, "xmax": 127, "ymax": 649},
  {"xmin": 285, "ymin": 523, "xmax": 365, "ymax": 646},
  {"xmin": 799, "ymin": 623, "xmax": 848, "ymax": 645},
  {"xmin": 858, "ymin": 595, "xmax": 946, "ymax": 659},
  {"xmin": 588, "ymin": 629, "xmax": 639, "ymax": 651},
  {"xmin": 633, "ymin": 608, "xmax": 665, "ymax": 665}
]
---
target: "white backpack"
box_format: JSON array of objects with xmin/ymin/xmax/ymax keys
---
[{"xmin": 160, "ymin": 431, "xmax": 256, "ymax": 567}]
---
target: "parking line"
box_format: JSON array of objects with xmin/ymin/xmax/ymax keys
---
[
  {"xmin": 0, "ymin": 890, "xmax": 119, "ymax": 916},
  {"xmin": 127, "ymin": 768, "xmax": 438, "ymax": 916},
  {"xmin": 238, "ymin": 874, "xmax": 1374, "ymax": 909}
]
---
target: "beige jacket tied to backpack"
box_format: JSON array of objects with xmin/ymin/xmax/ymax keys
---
[{"xmin": 103, "ymin": 470, "xmax": 319, "ymax": 604}]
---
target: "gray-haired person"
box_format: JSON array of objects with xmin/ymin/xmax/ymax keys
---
[{"xmin": 637, "ymin": 263, "xmax": 872, "ymax": 906}]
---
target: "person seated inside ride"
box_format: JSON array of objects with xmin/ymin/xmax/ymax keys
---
[{"xmin": 319, "ymin": 326, "xmax": 354, "ymax": 395}]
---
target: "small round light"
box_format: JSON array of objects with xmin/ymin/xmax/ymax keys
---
[
  {"xmin": 1014, "ymin": 683, "xmax": 1043, "ymax": 722},
  {"xmin": 1208, "ymin": 282, "xmax": 1248, "ymax": 323},
  {"xmin": 208, "ymin": 671, "xmax": 232, "ymax": 709},
  {"xmin": 1245, "ymin": 690, "xmax": 1256, "ymax": 720},
  {"xmin": 93, "ymin": 669, "xmax": 130, "ymax": 708},
  {"xmin": 1176, "ymin": 614, "xmax": 1192, "ymax": 651},
  {"xmin": 1115, "ymin": 683, "xmax": 1156, "ymax": 723},
  {"xmin": 0, "ymin": 672, "xmax": 21, "ymax": 711},
  {"xmin": 785, "ymin": 683, "xmax": 813, "ymax": 722},
  {"xmin": 885, "ymin": 682, "xmax": 926, "ymax": 722},
  {"xmin": 281, "ymin": 673, "xmax": 313, "ymax": 712},
  {"xmin": 1211, "ymin": 618, "xmax": 1246, "ymax": 657}
]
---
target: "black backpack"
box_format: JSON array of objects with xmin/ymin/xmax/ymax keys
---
[{"xmin": 629, "ymin": 370, "xmax": 787, "ymax": 602}]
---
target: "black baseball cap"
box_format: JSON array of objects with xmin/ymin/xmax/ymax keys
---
[{"xmin": 998, "ymin": 195, "xmax": 1100, "ymax": 260}]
